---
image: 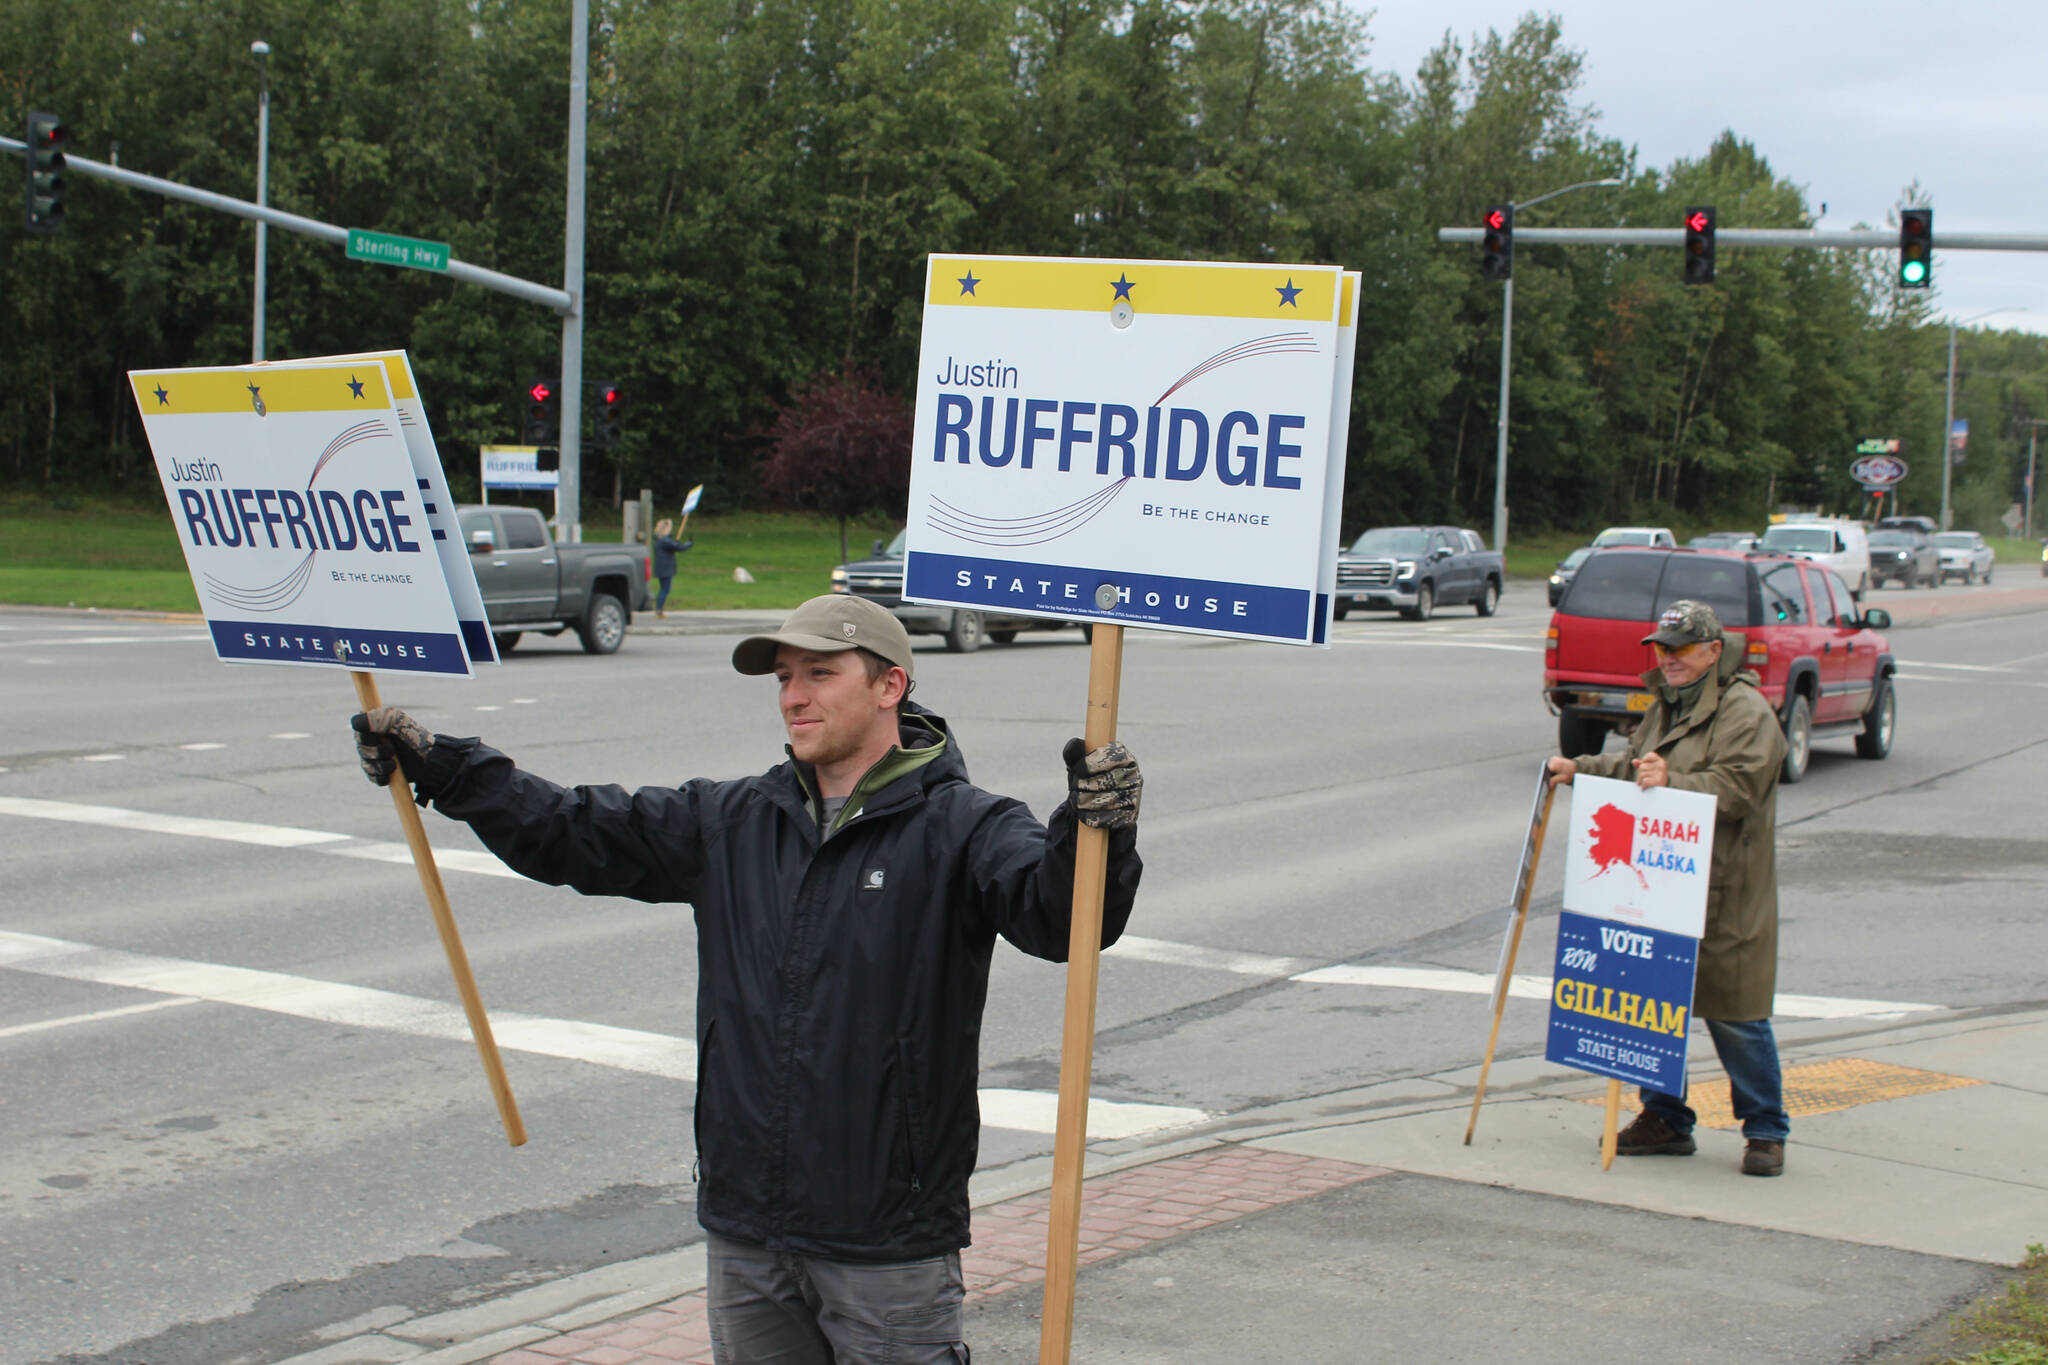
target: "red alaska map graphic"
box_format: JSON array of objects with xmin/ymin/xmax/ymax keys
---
[{"xmin": 1588, "ymin": 803, "xmax": 1648, "ymax": 888}]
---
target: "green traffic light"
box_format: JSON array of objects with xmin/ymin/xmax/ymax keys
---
[{"xmin": 1901, "ymin": 261, "xmax": 1927, "ymax": 284}]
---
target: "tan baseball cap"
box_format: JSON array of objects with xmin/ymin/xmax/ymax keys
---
[{"xmin": 732, "ymin": 594, "xmax": 915, "ymax": 679}]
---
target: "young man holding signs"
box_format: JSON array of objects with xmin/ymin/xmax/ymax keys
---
[
  {"xmin": 1546, "ymin": 600, "xmax": 1791, "ymax": 1177},
  {"xmin": 351, "ymin": 595, "xmax": 1143, "ymax": 1361}
]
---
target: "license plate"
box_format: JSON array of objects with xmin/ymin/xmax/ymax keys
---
[{"xmin": 1626, "ymin": 692, "xmax": 1656, "ymax": 712}]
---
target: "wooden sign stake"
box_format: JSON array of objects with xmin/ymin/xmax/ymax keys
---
[
  {"xmin": 350, "ymin": 669, "xmax": 527, "ymax": 1147},
  {"xmin": 1037, "ymin": 622, "xmax": 1125, "ymax": 1365},
  {"xmin": 1601, "ymin": 1079, "xmax": 1623, "ymax": 1170},
  {"xmin": 1464, "ymin": 777, "xmax": 1558, "ymax": 1145}
]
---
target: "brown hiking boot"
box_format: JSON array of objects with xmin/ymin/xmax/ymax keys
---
[
  {"xmin": 1742, "ymin": 1140, "xmax": 1785, "ymax": 1177},
  {"xmin": 1613, "ymin": 1111, "xmax": 1697, "ymax": 1156}
]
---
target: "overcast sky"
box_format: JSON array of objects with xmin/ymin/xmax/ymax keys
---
[{"xmin": 1359, "ymin": 0, "xmax": 2048, "ymax": 335}]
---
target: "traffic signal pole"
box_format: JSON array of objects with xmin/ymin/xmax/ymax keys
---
[
  {"xmin": 1439, "ymin": 225, "xmax": 2048, "ymax": 251},
  {"xmin": 554, "ymin": 0, "xmax": 590, "ymax": 543}
]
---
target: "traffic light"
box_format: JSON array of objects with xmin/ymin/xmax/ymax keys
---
[
  {"xmin": 523, "ymin": 377, "xmax": 559, "ymax": 443},
  {"xmin": 1480, "ymin": 203, "xmax": 1514, "ymax": 281},
  {"xmin": 595, "ymin": 380, "xmax": 622, "ymax": 448},
  {"xmin": 1683, "ymin": 205, "xmax": 1716, "ymax": 285},
  {"xmin": 24, "ymin": 110, "xmax": 71, "ymax": 234},
  {"xmin": 1898, "ymin": 208, "xmax": 1933, "ymax": 289}
]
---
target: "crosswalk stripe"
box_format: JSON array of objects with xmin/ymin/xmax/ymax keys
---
[{"xmin": 0, "ymin": 796, "xmax": 1948, "ymax": 1022}]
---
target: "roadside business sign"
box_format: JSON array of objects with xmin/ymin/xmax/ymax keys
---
[
  {"xmin": 346, "ymin": 228, "xmax": 451, "ymax": 274},
  {"xmin": 1850, "ymin": 453, "xmax": 1908, "ymax": 488},
  {"xmin": 480, "ymin": 444, "xmax": 561, "ymax": 491},
  {"xmin": 278, "ymin": 351, "xmax": 497, "ymax": 666},
  {"xmin": 129, "ymin": 362, "xmax": 473, "ymax": 678},
  {"xmin": 904, "ymin": 254, "xmax": 1352, "ymax": 645},
  {"xmin": 1546, "ymin": 775, "xmax": 1718, "ymax": 1093}
]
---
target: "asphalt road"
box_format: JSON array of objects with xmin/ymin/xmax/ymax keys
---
[{"xmin": 3, "ymin": 581, "xmax": 2044, "ymax": 1365}]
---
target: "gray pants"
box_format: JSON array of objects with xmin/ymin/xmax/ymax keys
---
[{"xmin": 705, "ymin": 1233, "xmax": 969, "ymax": 1364}]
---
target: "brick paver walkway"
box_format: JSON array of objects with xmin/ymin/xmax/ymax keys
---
[{"xmin": 490, "ymin": 1146, "xmax": 1387, "ymax": 1365}]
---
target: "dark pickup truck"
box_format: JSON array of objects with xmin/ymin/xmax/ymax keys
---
[
  {"xmin": 1334, "ymin": 525, "xmax": 1505, "ymax": 620},
  {"xmin": 457, "ymin": 505, "xmax": 650, "ymax": 654},
  {"xmin": 830, "ymin": 530, "xmax": 1084, "ymax": 653}
]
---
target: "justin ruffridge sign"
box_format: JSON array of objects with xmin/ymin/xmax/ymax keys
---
[{"xmin": 904, "ymin": 255, "xmax": 1357, "ymax": 646}]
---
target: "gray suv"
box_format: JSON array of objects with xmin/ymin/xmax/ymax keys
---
[{"xmin": 1868, "ymin": 527, "xmax": 1940, "ymax": 590}]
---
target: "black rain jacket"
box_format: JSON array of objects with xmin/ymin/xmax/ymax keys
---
[{"xmin": 410, "ymin": 702, "xmax": 1141, "ymax": 1261}]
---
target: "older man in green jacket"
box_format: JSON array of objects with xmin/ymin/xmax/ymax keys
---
[{"xmin": 1547, "ymin": 599, "xmax": 1790, "ymax": 1177}]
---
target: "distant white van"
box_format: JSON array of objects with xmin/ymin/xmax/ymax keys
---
[
  {"xmin": 1759, "ymin": 520, "xmax": 1873, "ymax": 597},
  {"xmin": 1592, "ymin": 525, "xmax": 1676, "ymax": 548}
]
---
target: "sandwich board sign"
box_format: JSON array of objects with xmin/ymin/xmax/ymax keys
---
[
  {"xmin": 1546, "ymin": 774, "xmax": 1717, "ymax": 1095},
  {"xmin": 904, "ymin": 254, "xmax": 1354, "ymax": 645},
  {"xmin": 129, "ymin": 361, "xmax": 474, "ymax": 677}
]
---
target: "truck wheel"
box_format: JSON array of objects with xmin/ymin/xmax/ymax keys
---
[
  {"xmin": 1854, "ymin": 678, "xmax": 1895, "ymax": 759},
  {"xmin": 1333, "ymin": 600, "xmax": 1351, "ymax": 621},
  {"xmin": 1475, "ymin": 579, "xmax": 1499, "ymax": 617},
  {"xmin": 1402, "ymin": 582, "xmax": 1434, "ymax": 621},
  {"xmin": 1080, "ymin": 623, "xmax": 1094, "ymax": 643},
  {"xmin": 989, "ymin": 629, "xmax": 1018, "ymax": 645},
  {"xmin": 578, "ymin": 593, "xmax": 627, "ymax": 655},
  {"xmin": 1558, "ymin": 712, "xmax": 1609, "ymax": 758},
  {"xmin": 492, "ymin": 632, "xmax": 522, "ymax": 653},
  {"xmin": 944, "ymin": 610, "xmax": 984, "ymax": 653},
  {"xmin": 1780, "ymin": 693, "xmax": 1813, "ymax": 784}
]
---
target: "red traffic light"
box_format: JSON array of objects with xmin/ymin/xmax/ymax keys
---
[
  {"xmin": 602, "ymin": 386, "xmax": 619, "ymax": 405},
  {"xmin": 1485, "ymin": 208, "xmax": 1506, "ymax": 231},
  {"xmin": 1687, "ymin": 210, "xmax": 1710, "ymax": 233},
  {"xmin": 529, "ymin": 380, "xmax": 553, "ymax": 403}
]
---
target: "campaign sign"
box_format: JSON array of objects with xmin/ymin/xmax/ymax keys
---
[
  {"xmin": 1310, "ymin": 273, "xmax": 1361, "ymax": 644},
  {"xmin": 1558, "ymin": 774, "xmax": 1716, "ymax": 938},
  {"xmin": 481, "ymin": 445, "xmax": 560, "ymax": 491},
  {"xmin": 905, "ymin": 254, "xmax": 1348, "ymax": 645},
  {"xmin": 1546, "ymin": 911, "xmax": 1698, "ymax": 1093},
  {"xmin": 129, "ymin": 363, "xmax": 472, "ymax": 677},
  {"xmin": 279, "ymin": 351, "xmax": 496, "ymax": 665}
]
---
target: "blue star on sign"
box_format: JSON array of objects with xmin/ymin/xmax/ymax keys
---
[
  {"xmin": 347, "ymin": 375, "xmax": 366, "ymax": 399},
  {"xmin": 152, "ymin": 385, "xmax": 169, "ymax": 406},
  {"xmin": 957, "ymin": 271, "xmax": 980, "ymax": 296},
  {"xmin": 1111, "ymin": 273, "xmax": 1135, "ymax": 301},
  {"xmin": 1276, "ymin": 278, "xmax": 1302, "ymax": 308}
]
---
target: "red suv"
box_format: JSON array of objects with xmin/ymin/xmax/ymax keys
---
[{"xmin": 1544, "ymin": 547, "xmax": 1896, "ymax": 782}]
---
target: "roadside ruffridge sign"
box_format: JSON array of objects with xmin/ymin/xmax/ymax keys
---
[
  {"xmin": 905, "ymin": 254, "xmax": 1353, "ymax": 645},
  {"xmin": 129, "ymin": 362, "xmax": 473, "ymax": 678},
  {"xmin": 1546, "ymin": 774, "xmax": 1717, "ymax": 1094}
]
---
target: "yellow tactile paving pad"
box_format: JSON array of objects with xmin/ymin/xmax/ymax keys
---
[{"xmin": 1582, "ymin": 1058, "xmax": 1983, "ymax": 1129}]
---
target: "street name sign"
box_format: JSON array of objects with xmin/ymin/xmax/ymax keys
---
[
  {"xmin": 346, "ymin": 228, "xmax": 451, "ymax": 274},
  {"xmin": 904, "ymin": 254, "xmax": 1353, "ymax": 645}
]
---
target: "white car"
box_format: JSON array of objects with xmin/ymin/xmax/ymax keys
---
[
  {"xmin": 1933, "ymin": 531, "xmax": 1995, "ymax": 584},
  {"xmin": 1759, "ymin": 520, "xmax": 1873, "ymax": 597},
  {"xmin": 1592, "ymin": 525, "xmax": 1676, "ymax": 548}
]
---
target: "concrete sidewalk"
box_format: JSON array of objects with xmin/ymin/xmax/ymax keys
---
[{"xmin": 282, "ymin": 1005, "xmax": 2048, "ymax": 1365}]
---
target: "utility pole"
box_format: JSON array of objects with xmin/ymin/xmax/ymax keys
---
[
  {"xmin": 554, "ymin": 0, "xmax": 590, "ymax": 542},
  {"xmin": 251, "ymin": 39, "xmax": 270, "ymax": 362}
]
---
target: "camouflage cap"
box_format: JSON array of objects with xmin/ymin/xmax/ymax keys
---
[{"xmin": 1641, "ymin": 599, "xmax": 1724, "ymax": 648}]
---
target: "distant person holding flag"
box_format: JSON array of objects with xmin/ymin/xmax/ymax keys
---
[
  {"xmin": 1545, "ymin": 600, "xmax": 1791, "ymax": 1177},
  {"xmin": 350, "ymin": 593, "xmax": 1143, "ymax": 1362},
  {"xmin": 650, "ymin": 518, "xmax": 692, "ymax": 618}
]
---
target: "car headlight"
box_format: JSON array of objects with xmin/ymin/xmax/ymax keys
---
[
  {"xmin": 1395, "ymin": 560, "xmax": 1417, "ymax": 578},
  {"xmin": 1548, "ymin": 573, "xmax": 1562, "ymax": 585},
  {"xmin": 830, "ymin": 568, "xmax": 848, "ymax": 589}
]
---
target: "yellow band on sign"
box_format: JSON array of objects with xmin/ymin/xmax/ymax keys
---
[
  {"xmin": 129, "ymin": 365, "xmax": 393, "ymax": 416},
  {"xmin": 929, "ymin": 256, "xmax": 1340, "ymax": 321}
]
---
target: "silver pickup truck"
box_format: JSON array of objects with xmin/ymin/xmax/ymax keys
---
[
  {"xmin": 1334, "ymin": 525, "xmax": 1505, "ymax": 621},
  {"xmin": 457, "ymin": 505, "xmax": 650, "ymax": 654}
]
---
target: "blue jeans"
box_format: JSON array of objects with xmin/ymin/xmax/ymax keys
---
[
  {"xmin": 705, "ymin": 1233, "xmax": 969, "ymax": 1364},
  {"xmin": 1642, "ymin": 1017, "xmax": 1790, "ymax": 1143},
  {"xmin": 655, "ymin": 575, "xmax": 673, "ymax": 610}
]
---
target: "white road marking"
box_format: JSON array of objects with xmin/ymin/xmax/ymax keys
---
[
  {"xmin": 78, "ymin": 754, "xmax": 126, "ymax": 763},
  {"xmin": 0, "ymin": 634, "xmax": 211, "ymax": 648},
  {"xmin": 510, "ymin": 698, "xmax": 539, "ymax": 705},
  {"xmin": 1333, "ymin": 639, "xmax": 1541, "ymax": 654},
  {"xmin": 474, "ymin": 705, "xmax": 503, "ymax": 711},
  {"xmin": 0, "ymin": 797, "xmax": 1951, "ymax": 1022},
  {"xmin": 0, "ymin": 929, "xmax": 1204, "ymax": 1135},
  {"xmin": 0, "ymin": 995, "xmax": 201, "ymax": 1040},
  {"xmin": 1902, "ymin": 660, "xmax": 2012, "ymax": 672},
  {"xmin": 270, "ymin": 732, "xmax": 312, "ymax": 740},
  {"xmin": 179, "ymin": 742, "xmax": 226, "ymax": 751}
]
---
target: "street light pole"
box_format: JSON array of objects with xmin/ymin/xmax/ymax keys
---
[
  {"xmin": 1490, "ymin": 177, "xmax": 1622, "ymax": 555},
  {"xmin": 251, "ymin": 40, "xmax": 270, "ymax": 363},
  {"xmin": 1940, "ymin": 306, "xmax": 2026, "ymax": 532},
  {"xmin": 2023, "ymin": 420, "xmax": 2047, "ymax": 543}
]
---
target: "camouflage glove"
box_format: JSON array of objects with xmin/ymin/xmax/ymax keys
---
[
  {"xmin": 351, "ymin": 706, "xmax": 435, "ymax": 793},
  {"xmin": 1063, "ymin": 738, "xmax": 1142, "ymax": 830}
]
